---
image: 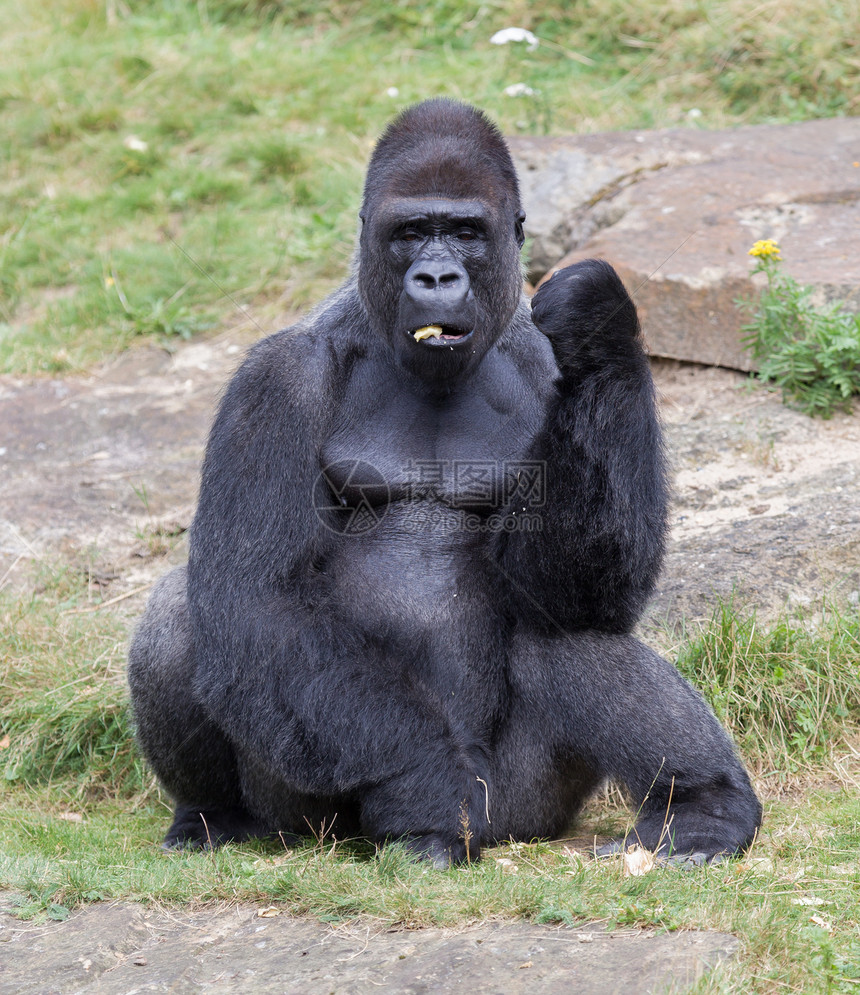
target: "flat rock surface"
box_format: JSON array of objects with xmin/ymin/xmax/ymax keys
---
[
  {"xmin": 652, "ymin": 360, "xmax": 860, "ymax": 622},
  {"xmin": 511, "ymin": 118, "xmax": 860, "ymax": 369},
  {"xmin": 0, "ymin": 896, "xmax": 738, "ymax": 994}
]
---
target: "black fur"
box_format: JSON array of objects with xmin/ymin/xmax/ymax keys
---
[{"xmin": 128, "ymin": 99, "xmax": 762, "ymax": 864}]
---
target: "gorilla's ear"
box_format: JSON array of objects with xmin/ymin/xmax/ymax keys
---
[
  {"xmin": 515, "ymin": 211, "xmax": 525, "ymax": 248},
  {"xmin": 359, "ymin": 211, "xmax": 366, "ymax": 226}
]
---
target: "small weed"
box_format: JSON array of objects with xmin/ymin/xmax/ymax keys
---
[
  {"xmin": 114, "ymin": 144, "xmax": 163, "ymax": 180},
  {"xmin": 739, "ymin": 240, "xmax": 860, "ymax": 418},
  {"xmin": 127, "ymin": 296, "xmax": 214, "ymax": 341},
  {"xmin": 130, "ymin": 482, "xmax": 186, "ymax": 556},
  {"xmin": 77, "ymin": 105, "xmax": 122, "ymax": 134},
  {"xmin": 237, "ymin": 138, "xmax": 305, "ymax": 181}
]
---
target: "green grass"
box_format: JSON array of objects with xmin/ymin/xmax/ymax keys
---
[
  {"xmin": 0, "ymin": 566, "xmax": 149, "ymax": 799},
  {"xmin": 1, "ymin": 787, "xmax": 859, "ymax": 992},
  {"xmin": 2, "ymin": 0, "xmax": 859, "ymax": 372},
  {"xmin": 1, "ymin": 571, "xmax": 860, "ymax": 991},
  {"xmin": 675, "ymin": 600, "xmax": 860, "ymax": 780}
]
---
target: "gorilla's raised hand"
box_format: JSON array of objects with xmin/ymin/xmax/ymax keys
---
[
  {"xmin": 502, "ymin": 254, "xmax": 665, "ymax": 633},
  {"xmin": 530, "ymin": 259, "xmax": 640, "ymax": 376}
]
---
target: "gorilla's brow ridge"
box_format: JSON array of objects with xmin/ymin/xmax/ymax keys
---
[{"xmin": 371, "ymin": 197, "xmax": 492, "ymax": 228}]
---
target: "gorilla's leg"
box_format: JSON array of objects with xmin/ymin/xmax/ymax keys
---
[
  {"xmin": 484, "ymin": 685, "xmax": 603, "ymax": 845},
  {"xmin": 236, "ymin": 752, "xmax": 362, "ymax": 842},
  {"xmin": 127, "ymin": 567, "xmax": 263, "ymax": 848},
  {"xmin": 494, "ymin": 631, "xmax": 762, "ymax": 860}
]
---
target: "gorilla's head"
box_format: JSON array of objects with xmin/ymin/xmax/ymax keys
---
[{"xmin": 358, "ymin": 100, "xmax": 525, "ymax": 384}]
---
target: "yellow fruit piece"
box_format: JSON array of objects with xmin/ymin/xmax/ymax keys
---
[{"xmin": 413, "ymin": 325, "xmax": 444, "ymax": 341}]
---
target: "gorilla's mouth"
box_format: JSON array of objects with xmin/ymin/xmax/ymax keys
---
[{"xmin": 409, "ymin": 324, "xmax": 474, "ymax": 346}]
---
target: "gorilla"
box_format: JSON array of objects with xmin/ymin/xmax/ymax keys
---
[{"xmin": 128, "ymin": 99, "xmax": 762, "ymax": 866}]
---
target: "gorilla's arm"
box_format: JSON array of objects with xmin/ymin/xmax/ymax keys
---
[
  {"xmin": 495, "ymin": 260, "xmax": 668, "ymax": 634},
  {"xmin": 187, "ymin": 328, "xmax": 487, "ymax": 840}
]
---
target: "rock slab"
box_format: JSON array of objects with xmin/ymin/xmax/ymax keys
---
[
  {"xmin": 0, "ymin": 899, "xmax": 738, "ymax": 995},
  {"xmin": 511, "ymin": 117, "xmax": 860, "ymax": 370}
]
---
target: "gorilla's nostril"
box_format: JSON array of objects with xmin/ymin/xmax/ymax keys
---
[
  {"xmin": 406, "ymin": 256, "xmax": 468, "ymax": 299},
  {"xmin": 412, "ymin": 271, "xmax": 461, "ymax": 291}
]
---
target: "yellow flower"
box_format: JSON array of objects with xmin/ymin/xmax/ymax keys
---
[{"xmin": 749, "ymin": 239, "xmax": 781, "ymax": 259}]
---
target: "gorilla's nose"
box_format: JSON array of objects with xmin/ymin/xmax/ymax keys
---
[{"xmin": 405, "ymin": 257, "xmax": 469, "ymax": 307}]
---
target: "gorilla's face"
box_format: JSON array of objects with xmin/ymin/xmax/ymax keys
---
[
  {"xmin": 360, "ymin": 194, "xmax": 523, "ymax": 382},
  {"xmin": 356, "ymin": 101, "xmax": 525, "ymax": 385}
]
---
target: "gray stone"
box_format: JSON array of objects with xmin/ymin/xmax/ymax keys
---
[
  {"xmin": 0, "ymin": 898, "xmax": 738, "ymax": 994},
  {"xmin": 510, "ymin": 118, "xmax": 860, "ymax": 370}
]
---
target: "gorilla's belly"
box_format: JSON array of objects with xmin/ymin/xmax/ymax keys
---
[
  {"xmin": 323, "ymin": 501, "xmax": 505, "ymax": 735},
  {"xmin": 325, "ymin": 500, "xmax": 492, "ymax": 634}
]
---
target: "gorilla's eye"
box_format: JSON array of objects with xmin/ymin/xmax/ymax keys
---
[{"xmin": 455, "ymin": 229, "xmax": 478, "ymax": 242}]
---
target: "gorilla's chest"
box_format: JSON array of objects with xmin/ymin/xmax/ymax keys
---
[
  {"xmin": 315, "ymin": 354, "xmax": 548, "ymax": 714},
  {"xmin": 320, "ymin": 358, "xmax": 548, "ymax": 511}
]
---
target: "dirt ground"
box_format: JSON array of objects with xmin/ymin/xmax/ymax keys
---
[
  {"xmin": 1, "ymin": 327, "xmax": 859, "ymax": 629},
  {"xmin": 0, "ymin": 894, "xmax": 739, "ymax": 995}
]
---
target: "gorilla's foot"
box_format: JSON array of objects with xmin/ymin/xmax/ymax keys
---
[
  {"xmin": 401, "ymin": 833, "xmax": 481, "ymax": 869},
  {"xmin": 162, "ymin": 805, "xmax": 267, "ymax": 850},
  {"xmin": 596, "ymin": 789, "xmax": 762, "ymax": 864}
]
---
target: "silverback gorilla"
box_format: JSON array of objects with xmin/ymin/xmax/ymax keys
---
[{"xmin": 128, "ymin": 99, "xmax": 762, "ymax": 866}]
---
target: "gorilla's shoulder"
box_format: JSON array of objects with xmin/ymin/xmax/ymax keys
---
[
  {"xmin": 231, "ymin": 284, "xmax": 369, "ymax": 402},
  {"xmin": 239, "ymin": 328, "xmax": 329, "ymax": 391}
]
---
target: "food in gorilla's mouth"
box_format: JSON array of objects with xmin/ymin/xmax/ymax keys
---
[
  {"xmin": 413, "ymin": 325, "xmax": 443, "ymax": 341},
  {"xmin": 412, "ymin": 325, "xmax": 471, "ymax": 343}
]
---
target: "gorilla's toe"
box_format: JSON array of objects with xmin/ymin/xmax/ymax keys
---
[
  {"xmin": 162, "ymin": 805, "xmax": 263, "ymax": 850},
  {"xmin": 401, "ymin": 833, "xmax": 479, "ymax": 869},
  {"xmin": 594, "ymin": 837, "xmax": 732, "ymax": 866},
  {"xmin": 594, "ymin": 839, "xmax": 624, "ymax": 858}
]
